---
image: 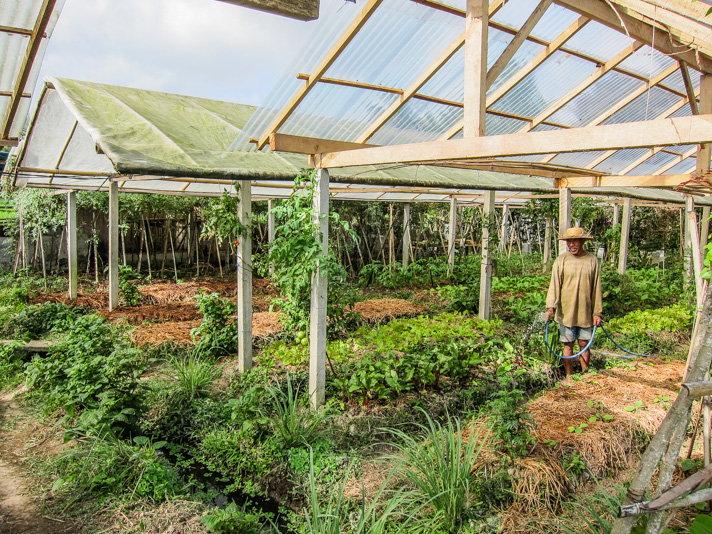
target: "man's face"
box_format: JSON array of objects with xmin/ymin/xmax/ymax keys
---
[{"xmin": 566, "ymin": 238, "xmax": 585, "ymax": 256}]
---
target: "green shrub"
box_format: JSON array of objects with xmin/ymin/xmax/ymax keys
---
[
  {"xmin": 118, "ymin": 265, "xmax": 143, "ymax": 306},
  {"xmin": 0, "ymin": 342, "xmax": 24, "ymax": 390},
  {"xmin": 192, "ymin": 292, "xmax": 238, "ymax": 353},
  {"xmin": 170, "ymin": 352, "xmax": 222, "ymax": 404},
  {"xmin": 9, "ymin": 301, "xmax": 83, "ymax": 339},
  {"xmin": 484, "ymin": 385, "xmax": 535, "ymax": 458},
  {"xmin": 201, "ymin": 502, "xmax": 275, "ymax": 534}
]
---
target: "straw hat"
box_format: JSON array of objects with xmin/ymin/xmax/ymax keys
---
[{"xmin": 558, "ymin": 226, "xmax": 593, "ymax": 241}]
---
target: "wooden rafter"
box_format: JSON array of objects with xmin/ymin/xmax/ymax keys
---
[
  {"xmin": 255, "ymin": 0, "xmax": 383, "ymax": 150},
  {"xmin": 555, "ymin": 174, "xmax": 694, "ymax": 188},
  {"xmin": 1, "ymin": 0, "xmax": 56, "ymax": 144},
  {"xmin": 652, "ymin": 147, "xmax": 697, "ymax": 175},
  {"xmin": 680, "ymin": 61, "xmax": 700, "ymax": 115}
]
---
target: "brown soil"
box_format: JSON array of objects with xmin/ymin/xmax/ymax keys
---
[{"xmin": 0, "ymin": 388, "xmax": 79, "ymax": 534}]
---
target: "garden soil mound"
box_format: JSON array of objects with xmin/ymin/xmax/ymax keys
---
[
  {"xmin": 351, "ymin": 299, "xmax": 426, "ymax": 323},
  {"xmin": 98, "ymin": 302, "xmax": 201, "ymax": 324}
]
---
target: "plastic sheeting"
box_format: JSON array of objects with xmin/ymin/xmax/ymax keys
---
[{"xmin": 0, "ymin": 0, "xmax": 65, "ymax": 144}]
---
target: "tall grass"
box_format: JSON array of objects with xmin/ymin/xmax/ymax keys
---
[
  {"xmin": 385, "ymin": 410, "xmax": 488, "ymax": 533},
  {"xmin": 170, "ymin": 352, "xmax": 221, "ymax": 403}
]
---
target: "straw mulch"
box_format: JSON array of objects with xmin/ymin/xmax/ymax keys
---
[
  {"xmin": 98, "ymin": 302, "xmax": 201, "ymax": 325},
  {"xmin": 138, "ymin": 278, "xmax": 278, "ymax": 305},
  {"xmin": 32, "ymin": 292, "xmax": 107, "ymax": 309},
  {"xmin": 130, "ymin": 312, "xmax": 282, "ymax": 347},
  {"xmin": 351, "ymin": 299, "xmax": 426, "ymax": 324},
  {"xmin": 97, "ymin": 499, "xmax": 210, "ymax": 534}
]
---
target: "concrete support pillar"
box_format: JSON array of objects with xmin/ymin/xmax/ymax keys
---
[
  {"xmin": 500, "ymin": 204, "xmax": 509, "ymax": 251},
  {"xmin": 612, "ymin": 203, "xmax": 620, "ymax": 226},
  {"xmin": 237, "ymin": 181, "xmax": 253, "ymax": 373},
  {"xmin": 309, "ymin": 168, "xmax": 329, "ymax": 409},
  {"xmin": 108, "ymin": 182, "xmax": 119, "ymax": 311},
  {"xmin": 402, "ymin": 203, "xmax": 411, "ymax": 269},
  {"xmin": 542, "ymin": 216, "xmax": 552, "ymax": 264},
  {"xmin": 618, "ymin": 197, "xmax": 632, "ymax": 275},
  {"xmin": 701, "ymin": 206, "xmax": 711, "ymax": 253},
  {"xmin": 684, "ymin": 197, "xmax": 694, "ymax": 282},
  {"xmin": 686, "ymin": 198, "xmax": 704, "ymax": 308},
  {"xmin": 479, "ymin": 191, "xmax": 495, "ymax": 320},
  {"xmin": 558, "ymin": 188, "xmax": 571, "ymax": 256},
  {"xmin": 447, "ymin": 197, "xmax": 458, "ymax": 274},
  {"xmin": 267, "ymin": 198, "xmax": 276, "ymax": 277},
  {"xmin": 67, "ymin": 192, "xmax": 77, "ymax": 302}
]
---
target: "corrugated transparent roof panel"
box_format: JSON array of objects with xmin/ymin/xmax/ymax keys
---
[
  {"xmin": 617, "ymin": 45, "xmax": 674, "ymax": 79},
  {"xmin": 593, "ymin": 148, "xmax": 650, "ymax": 174},
  {"xmin": 420, "ymin": 47, "xmax": 465, "ymax": 103},
  {"xmin": 369, "ymin": 98, "xmax": 462, "ymax": 145},
  {"xmin": 490, "ymin": 0, "xmax": 538, "ymax": 30},
  {"xmin": 563, "ymin": 21, "xmax": 636, "ymax": 63},
  {"xmin": 549, "ymin": 71, "xmax": 644, "ymax": 127},
  {"xmin": 485, "ymin": 113, "xmax": 526, "ymax": 135},
  {"xmin": 490, "ymin": 51, "xmax": 597, "ymax": 117},
  {"xmin": 667, "ymin": 144, "xmax": 696, "ymax": 154},
  {"xmin": 327, "ymin": 0, "xmax": 462, "ymax": 89},
  {"xmin": 670, "ymin": 104, "xmax": 694, "ymax": 118},
  {"xmin": 627, "ymin": 151, "xmax": 678, "ymax": 175},
  {"xmin": 658, "ymin": 69, "xmax": 698, "ymax": 95},
  {"xmin": 550, "ymin": 151, "xmax": 608, "ymax": 168},
  {"xmin": 279, "ymin": 84, "xmax": 399, "ymax": 142},
  {"xmin": 663, "ymin": 158, "xmax": 697, "ymax": 175},
  {"xmin": 602, "ymin": 86, "xmax": 681, "ymax": 124},
  {"xmin": 499, "ymin": 155, "xmax": 547, "ymax": 162},
  {"xmin": 492, "ymin": 1, "xmax": 577, "ymax": 43},
  {"xmin": 486, "ymin": 38, "xmax": 544, "ymax": 97},
  {"xmin": 531, "ymin": 124, "xmax": 559, "ymax": 131}
]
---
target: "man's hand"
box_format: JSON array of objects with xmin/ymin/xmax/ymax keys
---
[
  {"xmin": 593, "ymin": 315, "xmax": 602, "ymax": 326},
  {"xmin": 545, "ymin": 307, "xmax": 555, "ymax": 321}
]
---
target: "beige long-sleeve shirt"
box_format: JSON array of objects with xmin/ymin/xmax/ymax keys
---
[{"xmin": 546, "ymin": 251, "xmax": 603, "ymax": 328}]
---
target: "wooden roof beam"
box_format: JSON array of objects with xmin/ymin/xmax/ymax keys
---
[
  {"xmin": 554, "ymin": 174, "xmax": 692, "ymax": 188},
  {"xmin": 653, "ymin": 147, "xmax": 697, "ymax": 175},
  {"xmin": 256, "ymin": 0, "xmax": 383, "ymax": 150},
  {"xmin": 680, "ymin": 61, "xmax": 700, "ymax": 115},
  {"xmin": 554, "ymin": 0, "xmax": 712, "ymax": 73},
  {"xmin": 318, "ymin": 113, "xmax": 712, "ymax": 168},
  {"xmin": 216, "ymin": 0, "xmax": 319, "ymax": 21},
  {"xmin": 1, "ymin": 0, "xmax": 56, "ymax": 144}
]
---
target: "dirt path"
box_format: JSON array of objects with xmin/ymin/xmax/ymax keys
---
[{"xmin": 0, "ymin": 389, "xmax": 78, "ymax": 534}]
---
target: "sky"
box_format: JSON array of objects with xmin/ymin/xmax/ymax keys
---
[{"xmin": 35, "ymin": 0, "xmax": 339, "ymax": 107}]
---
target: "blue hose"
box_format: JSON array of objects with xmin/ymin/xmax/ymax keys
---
[{"xmin": 544, "ymin": 321, "xmax": 652, "ymax": 360}]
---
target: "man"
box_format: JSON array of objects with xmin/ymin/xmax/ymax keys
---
[{"xmin": 545, "ymin": 227, "xmax": 603, "ymax": 383}]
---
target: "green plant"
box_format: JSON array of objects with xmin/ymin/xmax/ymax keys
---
[
  {"xmin": 170, "ymin": 352, "xmax": 222, "ymax": 404},
  {"xmin": 192, "ymin": 292, "xmax": 237, "ymax": 353},
  {"xmin": 0, "ymin": 342, "xmax": 24, "ymax": 390},
  {"xmin": 8, "ymin": 301, "xmax": 83, "ymax": 340},
  {"xmin": 118, "ymin": 265, "xmax": 142, "ymax": 306},
  {"xmin": 201, "ymin": 502, "xmax": 274, "ymax": 534},
  {"xmin": 625, "ymin": 400, "xmax": 645, "ymax": 412},
  {"xmin": 485, "ymin": 385, "xmax": 535, "ymax": 457},
  {"xmin": 562, "ymin": 453, "xmax": 586, "ymax": 475},
  {"xmin": 385, "ymin": 411, "xmax": 488, "ymax": 532}
]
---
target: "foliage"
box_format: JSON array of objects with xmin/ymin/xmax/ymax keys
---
[
  {"xmin": 492, "ymin": 275, "xmax": 549, "ymax": 294},
  {"xmin": 25, "ymin": 314, "xmax": 146, "ymax": 435},
  {"xmin": 192, "ymin": 292, "xmax": 237, "ymax": 353},
  {"xmin": 484, "ymin": 384, "xmax": 535, "ymax": 457},
  {"xmin": 170, "ymin": 352, "xmax": 222, "ymax": 404},
  {"xmin": 601, "ymin": 268, "xmax": 683, "ymax": 317},
  {"xmin": 201, "ymin": 502, "xmax": 274, "ymax": 534},
  {"xmin": 431, "ymin": 284, "xmax": 480, "ymax": 314},
  {"xmin": 606, "ymin": 304, "xmax": 693, "ymax": 334},
  {"xmin": 0, "ymin": 342, "xmax": 24, "ymax": 390},
  {"xmin": 385, "ymin": 410, "xmax": 488, "ymax": 532},
  {"xmin": 7, "ymin": 301, "xmax": 84, "ymax": 340},
  {"xmin": 501, "ymin": 292, "xmax": 547, "ymax": 324},
  {"xmin": 118, "ymin": 266, "xmax": 143, "ymax": 306},
  {"xmin": 199, "ymin": 186, "xmax": 248, "ymax": 244},
  {"xmin": 268, "ymin": 169, "xmax": 358, "ymax": 336},
  {"xmin": 51, "ymin": 432, "xmax": 183, "ymax": 504}
]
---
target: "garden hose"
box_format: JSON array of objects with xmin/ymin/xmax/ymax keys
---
[{"xmin": 544, "ymin": 320, "xmax": 653, "ymax": 360}]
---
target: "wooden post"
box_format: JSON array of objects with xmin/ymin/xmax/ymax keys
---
[
  {"xmin": 463, "ymin": 0, "xmax": 488, "ymax": 138},
  {"xmin": 479, "ymin": 191, "xmax": 495, "ymax": 320},
  {"xmin": 237, "ymin": 181, "xmax": 253, "ymax": 373},
  {"xmin": 701, "ymin": 206, "xmax": 711, "ymax": 254},
  {"xmin": 558, "ymin": 188, "xmax": 571, "ymax": 256},
  {"xmin": 543, "ymin": 216, "xmax": 552, "ymax": 264},
  {"xmin": 447, "ymin": 197, "xmax": 458, "ymax": 275},
  {"xmin": 688, "ymin": 200, "xmax": 704, "ymax": 309},
  {"xmin": 500, "ymin": 204, "xmax": 509, "ymax": 251},
  {"xmin": 618, "ymin": 197, "xmax": 632, "ymax": 275},
  {"xmin": 685, "ymin": 196, "xmax": 694, "ymax": 282},
  {"xmin": 67, "ymin": 192, "xmax": 77, "ymax": 302},
  {"xmin": 388, "ymin": 203, "xmax": 395, "ymax": 266},
  {"xmin": 108, "ymin": 182, "xmax": 119, "ymax": 311},
  {"xmin": 267, "ymin": 198, "xmax": 276, "ymax": 277},
  {"xmin": 310, "ymin": 168, "xmax": 329, "ymax": 409},
  {"xmin": 402, "ymin": 203, "xmax": 412, "ymax": 268},
  {"xmin": 613, "ymin": 203, "xmax": 621, "ymax": 226}
]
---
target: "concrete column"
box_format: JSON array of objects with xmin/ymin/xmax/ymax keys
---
[
  {"xmin": 612, "ymin": 203, "xmax": 620, "ymax": 226},
  {"xmin": 500, "ymin": 204, "xmax": 509, "ymax": 251},
  {"xmin": 686, "ymin": 198, "xmax": 704, "ymax": 308},
  {"xmin": 618, "ymin": 197, "xmax": 632, "ymax": 275},
  {"xmin": 542, "ymin": 216, "xmax": 551, "ymax": 264},
  {"xmin": 701, "ymin": 206, "xmax": 711, "ymax": 253},
  {"xmin": 402, "ymin": 203, "xmax": 411, "ymax": 268},
  {"xmin": 267, "ymin": 198, "xmax": 276, "ymax": 277},
  {"xmin": 309, "ymin": 168, "xmax": 329, "ymax": 409},
  {"xmin": 684, "ymin": 196, "xmax": 694, "ymax": 282},
  {"xmin": 237, "ymin": 181, "xmax": 253, "ymax": 373},
  {"xmin": 447, "ymin": 197, "xmax": 458, "ymax": 274},
  {"xmin": 479, "ymin": 191, "xmax": 495, "ymax": 320},
  {"xmin": 558, "ymin": 188, "xmax": 571, "ymax": 256},
  {"xmin": 108, "ymin": 182, "xmax": 119, "ymax": 311},
  {"xmin": 67, "ymin": 192, "xmax": 78, "ymax": 302}
]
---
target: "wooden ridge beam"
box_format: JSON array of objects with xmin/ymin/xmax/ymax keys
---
[
  {"xmin": 256, "ymin": 0, "xmax": 383, "ymax": 149},
  {"xmin": 217, "ymin": 0, "xmax": 318, "ymax": 21},
  {"xmin": 270, "ymin": 133, "xmax": 374, "ymax": 154},
  {"xmin": 318, "ymin": 113, "xmax": 712, "ymax": 169},
  {"xmin": 1, "ymin": 0, "xmax": 56, "ymax": 143},
  {"xmin": 554, "ymin": 174, "xmax": 691, "ymax": 188},
  {"xmin": 554, "ymin": 0, "xmax": 712, "ymax": 73}
]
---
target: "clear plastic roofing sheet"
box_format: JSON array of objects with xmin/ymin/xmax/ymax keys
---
[
  {"xmin": 0, "ymin": 0, "xmax": 65, "ymax": 145},
  {"xmin": 235, "ymin": 0, "xmax": 712, "ymax": 181}
]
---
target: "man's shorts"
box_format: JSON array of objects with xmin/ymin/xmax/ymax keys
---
[{"xmin": 559, "ymin": 325, "xmax": 593, "ymax": 343}]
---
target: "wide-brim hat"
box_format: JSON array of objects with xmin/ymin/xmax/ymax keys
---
[{"xmin": 558, "ymin": 227, "xmax": 594, "ymax": 241}]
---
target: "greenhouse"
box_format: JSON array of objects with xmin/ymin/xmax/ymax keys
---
[{"xmin": 2, "ymin": 0, "xmax": 712, "ymax": 533}]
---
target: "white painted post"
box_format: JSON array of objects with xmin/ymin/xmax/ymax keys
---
[
  {"xmin": 67, "ymin": 192, "xmax": 78, "ymax": 302},
  {"xmin": 267, "ymin": 198, "xmax": 276, "ymax": 277},
  {"xmin": 613, "ymin": 203, "xmax": 620, "ymax": 226},
  {"xmin": 402, "ymin": 203, "xmax": 411, "ymax": 269},
  {"xmin": 687, "ymin": 201, "xmax": 704, "ymax": 309},
  {"xmin": 500, "ymin": 204, "xmax": 509, "ymax": 251},
  {"xmin": 542, "ymin": 216, "xmax": 552, "ymax": 265},
  {"xmin": 618, "ymin": 197, "xmax": 632, "ymax": 275},
  {"xmin": 447, "ymin": 197, "xmax": 458, "ymax": 275},
  {"xmin": 558, "ymin": 188, "xmax": 571, "ymax": 256},
  {"xmin": 684, "ymin": 196, "xmax": 694, "ymax": 282},
  {"xmin": 701, "ymin": 206, "xmax": 711, "ymax": 253},
  {"xmin": 237, "ymin": 181, "xmax": 253, "ymax": 373},
  {"xmin": 479, "ymin": 191, "xmax": 495, "ymax": 320},
  {"xmin": 108, "ymin": 182, "xmax": 119, "ymax": 311},
  {"xmin": 309, "ymin": 168, "xmax": 329, "ymax": 409}
]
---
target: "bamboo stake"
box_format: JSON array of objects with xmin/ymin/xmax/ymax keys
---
[
  {"xmin": 121, "ymin": 229, "xmax": 126, "ymax": 266},
  {"xmin": 160, "ymin": 221, "xmax": 168, "ymax": 278},
  {"xmin": 56, "ymin": 228, "xmax": 65, "ymax": 273},
  {"xmin": 195, "ymin": 227, "xmax": 200, "ymax": 277},
  {"xmin": 12, "ymin": 238, "xmax": 20, "ymax": 276},
  {"xmin": 142, "ymin": 216, "xmax": 152, "ymax": 278},
  {"xmin": 168, "ymin": 221, "xmax": 178, "ymax": 283},
  {"xmin": 38, "ymin": 230, "xmax": 47, "ymax": 290},
  {"xmin": 137, "ymin": 221, "xmax": 144, "ymax": 274},
  {"xmin": 215, "ymin": 237, "xmax": 223, "ymax": 277}
]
